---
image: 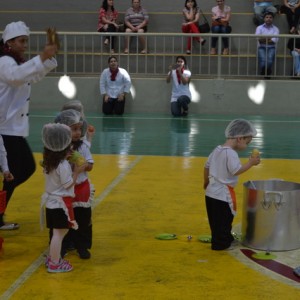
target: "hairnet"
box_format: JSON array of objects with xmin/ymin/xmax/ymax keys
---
[
  {"xmin": 61, "ymin": 100, "xmax": 84, "ymax": 117},
  {"xmin": 225, "ymin": 119, "xmax": 257, "ymax": 138},
  {"xmin": 42, "ymin": 123, "xmax": 72, "ymax": 152},
  {"xmin": 54, "ymin": 109, "xmax": 82, "ymax": 127},
  {"xmin": 81, "ymin": 118, "xmax": 88, "ymax": 138}
]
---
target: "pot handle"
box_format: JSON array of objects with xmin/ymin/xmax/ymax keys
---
[{"xmin": 262, "ymin": 192, "xmax": 283, "ymax": 210}]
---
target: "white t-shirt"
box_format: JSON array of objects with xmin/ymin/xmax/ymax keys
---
[
  {"xmin": 76, "ymin": 142, "xmax": 94, "ymax": 184},
  {"xmin": 43, "ymin": 160, "xmax": 74, "ymax": 210},
  {"xmin": 205, "ymin": 145, "xmax": 241, "ymax": 202},
  {"xmin": 170, "ymin": 69, "xmax": 191, "ymax": 102}
]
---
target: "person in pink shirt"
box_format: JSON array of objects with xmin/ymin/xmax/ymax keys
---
[
  {"xmin": 97, "ymin": 0, "xmax": 119, "ymax": 53},
  {"xmin": 210, "ymin": 0, "xmax": 231, "ymax": 55}
]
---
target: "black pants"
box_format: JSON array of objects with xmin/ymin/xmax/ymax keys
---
[
  {"xmin": 62, "ymin": 207, "xmax": 92, "ymax": 252},
  {"xmin": 102, "ymin": 97, "xmax": 125, "ymax": 115},
  {"xmin": 100, "ymin": 24, "xmax": 117, "ymax": 49},
  {"xmin": 205, "ymin": 195, "xmax": 234, "ymax": 250},
  {"xmin": 0, "ymin": 135, "xmax": 36, "ymax": 225},
  {"xmin": 281, "ymin": 6, "xmax": 300, "ymax": 29}
]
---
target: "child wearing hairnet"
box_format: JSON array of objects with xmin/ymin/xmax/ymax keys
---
[
  {"xmin": 203, "ymin": 119, "xmax": 260, "ymax": 250},
  {"xmin": 61, "ymin": 100, "xmax": 95, "ymax": 148},
  {"xmin": 55, "ymin": 109, "xmax": 94, "ymax": 259},
  {"xmin": 41, "ymin": 123, "xmax": 86, "ymax": 273}
]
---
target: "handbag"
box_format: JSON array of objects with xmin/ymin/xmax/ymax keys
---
[
  {"xmin": 198, "ymin": 9, "xmax": 210, "ymax": 33},
  {"xmin": 212, "ymin": 20, "xmax": 232, "ymax": 33}
]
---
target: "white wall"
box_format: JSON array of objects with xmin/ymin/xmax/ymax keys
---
[{"xmin": 31, "ymin": 76, "xmax": 300, "ymax": 116}]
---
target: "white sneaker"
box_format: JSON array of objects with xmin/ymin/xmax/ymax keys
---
[{"xmin": 0, "ymin": 223, "xmax": 19, "ymax": 230}]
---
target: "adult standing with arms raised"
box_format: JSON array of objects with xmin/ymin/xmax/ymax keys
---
[
  {"xmin": 0, "ymin": 21, "xmax": 58, "ymax": 230},
  {"xmin": 124, "ymin": 0, "xmax": 149, "ymax": 54}
]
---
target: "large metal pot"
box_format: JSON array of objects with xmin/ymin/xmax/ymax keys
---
[{"xmin": 242, "ymin": 180, "xmax": 300, "ymax": 251}]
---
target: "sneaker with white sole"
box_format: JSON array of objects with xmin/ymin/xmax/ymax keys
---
[
  {"xmin": 0, "ymin": 223, "xmax": 19, "ymax": 230},
  {"xmin": 47, "ymin": 258, "xmax": 73, "ymax": 273}
]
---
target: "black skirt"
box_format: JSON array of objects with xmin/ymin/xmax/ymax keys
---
[{"xmin": 46, "ymin": 208, "xmax": 69, "ymax": 229}]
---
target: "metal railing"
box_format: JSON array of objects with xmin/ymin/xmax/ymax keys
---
[{"xmin": 21, "ymin": 32, "xmax": 299, "ymax": 79}]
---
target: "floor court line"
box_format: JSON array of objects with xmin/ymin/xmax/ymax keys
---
[
  {"xmin": 0, "ymin": 156, "xmax": 142, "ymax": 300},
  {"xmin": 30, "ymin": 114, "xmax": 300, "ymax": 124}
]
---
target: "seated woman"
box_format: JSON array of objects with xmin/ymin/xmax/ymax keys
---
[
  {"xmin": 166, "ymin": 56, "xmax": 192, "ymax": 117},
  {"xmin": 210, "ymin": 0, "xmax": 231, "ymax": 55},
  {"xmin": 100, "ymin": 56, "xmax": 132, "ymax": 115},
  {"xmin": 182, "ymin": 0, "xmax": 206, "ymax": 55},
  {"xmin": 124, "ymin": 0, "xmax": 149, "ymax": 54},
  {"xmin": 97, "ymin": 0, "xmax": 119, "ymax": 53},
  {"xmin": 287, "ymin": 25, "xmax": 300, "ymax": 76},
  {"xmin": 281, "ymin": 0, "xmax": 300, "ymax": 34}
]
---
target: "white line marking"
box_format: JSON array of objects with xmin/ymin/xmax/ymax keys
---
[{"xmin": 0, "ymin": 156, "xmax": 142, "ymax": 299}]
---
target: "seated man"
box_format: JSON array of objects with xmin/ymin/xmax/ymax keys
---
[
  {"xmin": 255, "ymin": 12, "xmax": 279, "ymax": 78},
  {"xmin": 253, "ymin": 0, "xmax": 277, "ymax": 25}
]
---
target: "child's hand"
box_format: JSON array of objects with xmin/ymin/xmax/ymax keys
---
[
  {"xmin": 73, "ymin": 162, "xmax": 88, "ymax": 174},
  {"xmin": 86, "ymin": 125, "xmax": 95, "ymax": 143},
  {"xmin": 3, "ymin": 171, "xmax": 14, "ymax": 181},
  {"xmin": 249, "ymin": 155, "xmax": 260, "ymax": 166},
  {"xmin": 69, "ymin": 220, "xmax": 79, "ymax": 230}
]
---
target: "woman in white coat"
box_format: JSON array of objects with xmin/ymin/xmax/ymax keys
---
[
  {"xmin": 100, "ymin": 56, "xmax": 131, "ymax": 115},
  {"xmin": 0, "ymin": 21, "xmax": 58, "ymax": 230}
]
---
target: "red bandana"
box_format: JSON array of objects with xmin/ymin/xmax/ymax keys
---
[
  {"xmin": 110, "ymin": 68, "xmax": 119, "ymax": 81},
  {"xmin": 176, "ymin": 67, "xmax": 184, "ymax": 84}
]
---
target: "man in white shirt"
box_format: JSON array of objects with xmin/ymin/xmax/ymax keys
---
[{"xmin": 255, "ymin": 12, "xmax": 279, "ymax": 78}]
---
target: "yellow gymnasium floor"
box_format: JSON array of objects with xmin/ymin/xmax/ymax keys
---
[{"xmin": 1, "ymin": 114, "xmax": 300, "ymax": 299}]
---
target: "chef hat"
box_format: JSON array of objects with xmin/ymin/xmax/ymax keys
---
[
  {"xmin": 2, "ymin": 21, "xmax": 30, "ymax": 43},
  {"xmin": 42, "ymin": 123, "xmax": 72, "ymax": 152}
]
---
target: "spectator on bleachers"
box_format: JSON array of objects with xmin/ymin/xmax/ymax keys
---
[
  {"xmin": 253, "ymin": 1, "xmax": 277, "ymax": 25},
  {"xmin": 281, "ymin": 0, "xmax": 300, "ymax": 34},
  {"xmin": 287, "ymin": 24, "xmax": 300, "ymax": 76},
  {"xmin": 182, "ymin": 0, "xmax": 206, "ymax": 55},
  {"xmin": 255, "ymin": 12, "xmax": 279, "ymax": 78},
  {"xmin": 124, "ymin": 0, "xmax": 149, "ymax": 54},
  {"xmin": 100, "ymin": 56, "xmax": 132, "ymax": 115},
  {"xmin": 97, "ymin": 0, "xmax": 119, "ymax": 54},
  {"xmin": 210, "ymin": 0, "xmax": 231, "ymax": 55},
  {"xmin": 166, "ymin": 56, "xmax": 191, "ymax": 117}
]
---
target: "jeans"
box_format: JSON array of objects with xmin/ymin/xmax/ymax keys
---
[
  {"xmin": 258, "ymin": 46, "xmax": 276, "ymax": 72},
  {"xmin": 291, "ymin": 50, "xmax": 300, "ymax": 74},
  {"xmin": 211, "ymin": 25, "xmax": 229, "ymax": 48},
  {"xmin": 254, "ymin": 5, "xmax": 277, "ymax": 25},
  {"xmin": 171, "ymin": 95, "xmax": 191, "ymax": 117}
]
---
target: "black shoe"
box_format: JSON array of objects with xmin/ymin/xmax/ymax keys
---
[{"xmin": 78, "ymin": 249, "xmax": 91, "ymax": 259}]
